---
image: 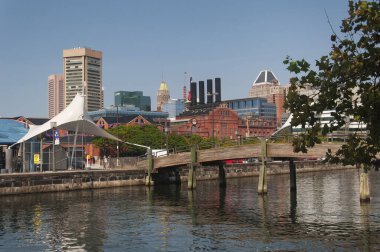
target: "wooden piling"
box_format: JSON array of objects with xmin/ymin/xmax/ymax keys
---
[
  {"xmin": 218, "ymin": 162, "xmax": 226, "ymax": 188},
  {"xmin": 145, "ymin": 148, "xmax": 154, "ymax": 186},
  {"xmin": 258, "ymin": 139, "xmax": 267, "ymax": 194},
  {"xmin": 187, "ymin": 146, "xmax": 197, "ymax": 190},
  {"xmin": 289, "ymin": 159, "xmax": 297, "ymax": 192},
  {"xmin": 360, "ymin": 167, "xmax": 370, "ymax": 202}
]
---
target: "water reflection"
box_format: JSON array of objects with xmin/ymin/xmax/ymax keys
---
[
  {"xmin": 290, "ymin": 190, "xmax": 297, "ymax": 224},
  {"xmin": 0, "ymin": 169, "xmax": 379, "ymax": 251}
]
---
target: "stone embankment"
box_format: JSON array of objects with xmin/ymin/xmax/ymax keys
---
[{"xmin": 0, "ymin": 161, "xmax": 355, "ymax": 195}]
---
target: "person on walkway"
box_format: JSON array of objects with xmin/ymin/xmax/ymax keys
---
[{"xmin": 103, "ymin": 156, "xmax": 108, "ymax": 169}]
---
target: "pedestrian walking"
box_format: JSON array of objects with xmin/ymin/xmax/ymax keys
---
[{"xmin": 103, "ymin": 155, "xmax": 108, "ymax": 169}]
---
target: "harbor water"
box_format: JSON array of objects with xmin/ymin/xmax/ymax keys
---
[{"xmin": 0, "ymin": 169, "xmax": 379, "ymax": 251}]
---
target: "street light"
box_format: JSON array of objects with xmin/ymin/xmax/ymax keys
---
[
  {"xmin": 116, "ymin": 105, "xmax": 120, "ymax": 167},
  {"xmin": 235, "ymin": 130, "xmax": 239, "ymax": 145},
  {"xmin": 50, "ymin": 121, "xmax": 57, "ymax": 171},
  {"xmin": 246, "ymin": 113, "xmax": 252, "ymax": 138},
  {"xmin": 165, "ymin": 120, "xmax": 169, "ymax": 155},
  {"xmin": 207, "ymin": 92, "xmax": 219, "ymax": 147}
]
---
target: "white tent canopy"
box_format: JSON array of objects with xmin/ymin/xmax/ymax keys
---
[{"xmin": 13, "ymin": 93, "xmax": 120, "ymax": 146}]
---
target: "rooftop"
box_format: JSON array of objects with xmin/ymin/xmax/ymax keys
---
[
  {"xmin": 159, "ymin": 81, "xmax": 169, "ymax": 91},
  {"xmin": 253, "ymin": 70, "xmax": 279, "ymax": 85},
  {"xmin": 0, "ymin": 119, "xmax": 28, "ymax": 145}
]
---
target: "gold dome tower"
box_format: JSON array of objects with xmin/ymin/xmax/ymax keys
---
[{"xmin": 156, "ymin": 81, "xmax": 170, "ymax": 111}]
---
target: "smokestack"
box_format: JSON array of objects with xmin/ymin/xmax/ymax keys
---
[
  {"xmin": 215, "ymin": 78, "xmax": 221, "ymax": 102},
  {"xmin": 198, "ymin": 81, "xmax": 205, "ymax": 105},
  {"xmin": 207, "ymin": 79, "xmax": 213, "ymax": 104},
  {"xmin": 190, "ymin": 81, "xmax": 197, "ymax": 106}
]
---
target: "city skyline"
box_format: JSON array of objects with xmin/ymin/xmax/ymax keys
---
[{"xmin": 0, "ymin": 0, "xmax": 348, "ymax": 117}]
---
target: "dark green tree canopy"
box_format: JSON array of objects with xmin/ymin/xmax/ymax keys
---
[
  {"xmin": 92, "ymin": 124, "xmax": 215, "ymax": 157},
  {"xmin": 284, "ymin": 0, "xmax": 380, "ymax": 168}
]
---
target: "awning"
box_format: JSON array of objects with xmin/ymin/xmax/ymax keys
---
[{"xmin": 12, "ymin": 93, "xmax": 120, "ymax": 147}]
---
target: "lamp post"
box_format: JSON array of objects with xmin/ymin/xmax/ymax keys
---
[
  {"xmin": 165, "ymin": 120, "xmax": 169, "ymax": 155},
  {"xmin": 207, "ymin": 92, "xmax": 218, "ymax": 147},
  {"xmin": 50, "ymin": 121, "xmax": 57, "ymax": 171},
  {"xmin": 246, "ymin": 113, "xmax": 252, "ymax": 138},
  {"xmin": 116, "ymin": 105, "xmax": 120, "ymax": 167}
]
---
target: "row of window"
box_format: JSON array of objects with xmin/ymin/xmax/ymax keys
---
[{"xmin": 66, "ymin": 65, "xmax": 82, "ymax": 69}]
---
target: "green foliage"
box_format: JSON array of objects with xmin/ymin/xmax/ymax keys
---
[
  {"xmin": 93, "ymin": 125, "xmax": 220, "ymax": 156},
  {"xmin": 284, "ymin": 0, "xmax": 380, "ymax": 168}
]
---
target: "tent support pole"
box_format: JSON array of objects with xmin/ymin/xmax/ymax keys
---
[{"xmin": 71, "ymin": 124, "xmax": 79, "ymax": 169}]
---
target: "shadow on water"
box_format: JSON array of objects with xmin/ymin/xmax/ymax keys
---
[{"xmin": 290, "ymin": 190, "xmax": 297, "ymax": 224}]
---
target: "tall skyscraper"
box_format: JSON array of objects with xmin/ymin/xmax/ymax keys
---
[
  {"xmin": 48, "ymin": 74, "xmax": 64, "ymax": 118},
  {"xmin": 156, "ymin": 81, "xmax": 170, "ymax": 111},
  {"xmin": 63, "ymin": 47, "xmax": 103, "ymax": 111}
]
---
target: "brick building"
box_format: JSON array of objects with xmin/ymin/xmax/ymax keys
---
[
  {"xmin": 171, "ymin": 103, "xmax": 276, "ymax": 139},
  {"xmin": 173, "ymin": 103, "xmax": 239, "ymax": 139},
  {"xmin": 95, "ymin": 115, "xmax": 153, "ymax": 129}
]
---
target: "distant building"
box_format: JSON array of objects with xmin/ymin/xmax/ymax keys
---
[
  {"xmin": 96, "ymin": 115, "xmax": 153, "ymax": 129},
  {"xmin": 87, "ymin": 106, "xmax": 168, "ymax": 122},
  {"xmin": 248, "ymin": 70, "xmax": 289, "ymax": 128},
  {"xmin": 225, "ymin": 97, "xmax": 276, "ymax": 122},
  {"xmin": 174, "ymin": 103, "xmax": 240, "ymax": 139},
  {"xmin": 115, "ymin": 91, "xmax": 151, "ymax": 111},
  {"xmin": 48, "ymin": 74, "xmax": 64, "ymax": 118},
  {"xmin": 162, "ymin": 99, "xmax": 185, "ymax": 119},
  {"xmin": 0, "ymin": 119, "xmax": 29, "ymax": 170},
  {"xmin": 172, "ymin": 98, "xmax": 276, "ymax": 138},
  {"xmin": 156, "ymin": 81, "xmax": 170, "ymax": 111},
  {"xmin": 225, "ymin": 97, "xmax": 277, "ymax": 136},
  {"xmin": 63, "ymin": 47, "xmax": 103, "ymax": 111}
]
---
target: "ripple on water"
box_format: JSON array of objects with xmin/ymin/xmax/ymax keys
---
[{"xmin": 0, "ymin": 169, "xmax": 379, "ymax": 251}]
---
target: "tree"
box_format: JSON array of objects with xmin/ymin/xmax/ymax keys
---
[
  {"xmin": 284, "ymin": 1, "xmax": 379, "ymax": 201},
  {"xmin": 93, "ymin": 125, "xmax": 160, "ymax": 156},
  {"xmin": 93, "ymin": 124, "xmax": 210, "ymax": 156}
]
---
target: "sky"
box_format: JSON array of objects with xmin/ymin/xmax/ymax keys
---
[{"xmin": 0, "ymin": 0, "xmax": 349, "ymax": 117}]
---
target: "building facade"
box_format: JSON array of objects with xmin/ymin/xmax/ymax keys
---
[
  {"xmin": 48, "ymin": 74, "xmax": 64, "ymax": 118},
  {"xmin": 115, "ymin": 91, "xmax": 151, "ymax": 111},
  {"xmin": 63, "ymin": 47, "xmax": 103, "ymax": 111},
  {"xmin": 225, "ymin": 97, "xmax": 276, "ymax": 122},
  {"xmin": 248, "ymin": 70, "xmax": 289, "ymax": 128},
  {"xmin": 156, "ymin": 81, "xmax": 170, "ymax": 111},
  {"xmin": 87, "ymin": 106, "xmax": 168, "ymax": 122},
  {"xmin": 162, "ymin": 99, "xmax": 185, "ymax": 119},
  {"xmin": 96, "ymin": 115, "xmax": 153, "ymax": 129},
  {"xmin": 174, "ymin": 104, "xmax": 240, "ymax": 139},
  {"xmin": 225, "ymin": 97, "xmax": 277, "ymax": 137}
]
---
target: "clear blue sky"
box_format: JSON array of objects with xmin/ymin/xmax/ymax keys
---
[{"xmin": 0, "ymin": 0, "xmax": 348, "ymax": 117}]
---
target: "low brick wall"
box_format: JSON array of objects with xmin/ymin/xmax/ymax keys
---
[{"xmin": 0, "ymin": 161, "xmax": 355, "ymax": 195}]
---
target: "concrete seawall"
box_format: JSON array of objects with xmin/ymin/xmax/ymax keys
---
[
  {"xmin": 0, "ymin": 161, "xmax": 355, "ymax": 195},
  {"xmin": 0, "ymin": 170, "xmax": 146, "ymax": 195}
]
